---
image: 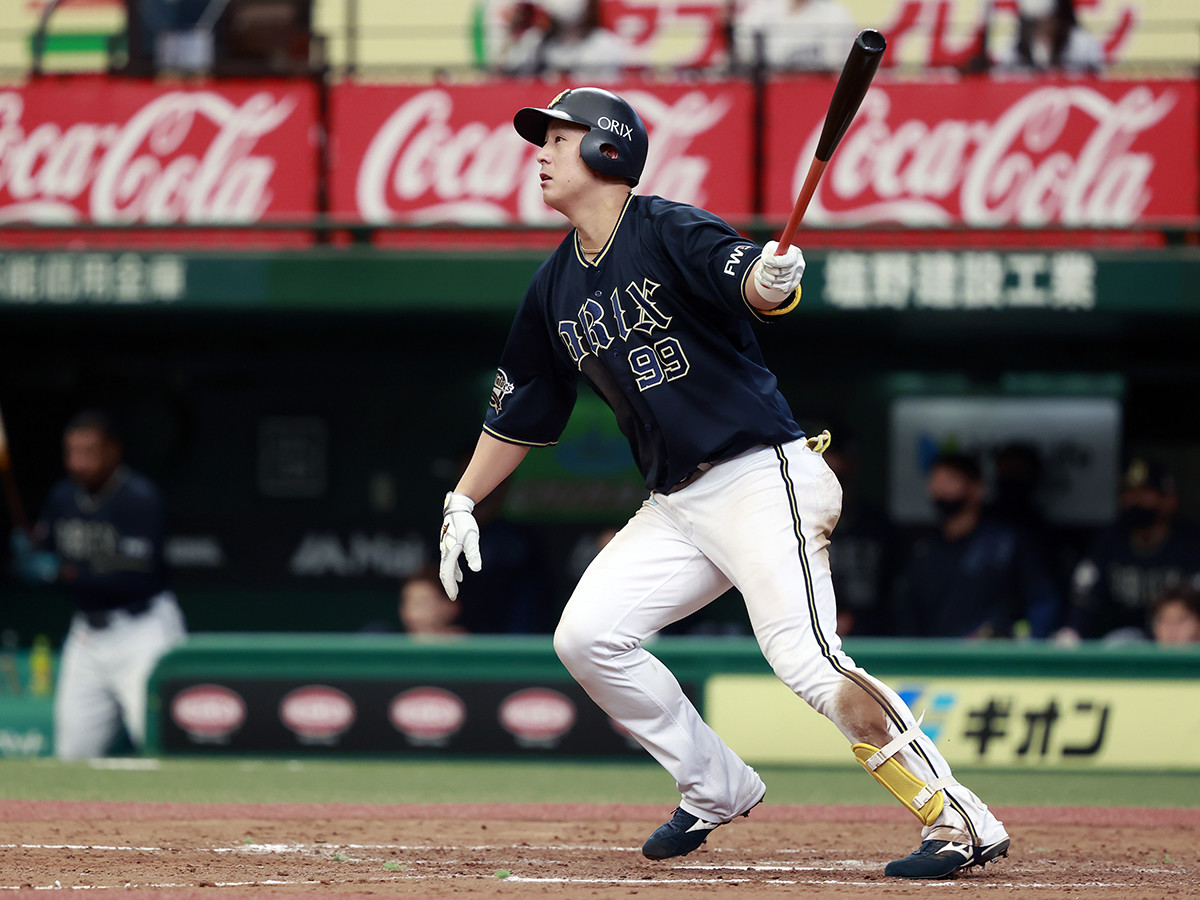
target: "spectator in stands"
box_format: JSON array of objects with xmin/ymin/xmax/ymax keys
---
[
  {"xmin": 732, "ymin": 0, "xmax": 857, "ymax": 72},
  {"xmin": 495, "ymin": 0, "xmax": 633, "ymax": 79},
  {"xmin": 995, "ymin": 0, "xmax": 1103, "ymax": 74},
  {"xmin": 400, "ymin": 568, "xmax": 467, "ymax": 637},
  {"xmin": 1150, "ymin": 584, "xmax": 1200, "ymax": 645},
  {"xmin": 891, "ymin": 451, "xmax": 1062, "ymax": 639},
  {"xmin": 1058, "ymin": 459, "xmax": 1200, "ymax": 643}
]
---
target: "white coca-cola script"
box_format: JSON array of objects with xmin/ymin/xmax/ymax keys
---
[
  {"xmin": 803, "ymin": 85, "xmax": 1178, "ymax": 226},
  {"xmin": 0, "ymin": 90, "xmax": 297, "ymax": 223},
  {"xmin": 354, "ymin": 88, "xmax": 733, "ymax": 224}
]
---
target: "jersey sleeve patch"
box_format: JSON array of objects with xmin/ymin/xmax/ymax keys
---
[{"xmin": 489, "ymin": 368, "xmax": 516, "ymax": 413}]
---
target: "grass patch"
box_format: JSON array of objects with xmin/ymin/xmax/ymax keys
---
[{"xmin": 0, "ymin": 757, "xmax": 1197, "ymax": 808}]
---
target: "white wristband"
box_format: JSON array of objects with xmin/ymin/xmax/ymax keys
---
[{"xmin": 443, "ymin": 491, "xmax": 475, "ymax": 514}]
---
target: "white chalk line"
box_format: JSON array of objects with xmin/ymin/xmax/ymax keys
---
[
  {"xmin": 0, "ymin": 881, "xmax": 324, "ymax": 891},
  {"xmin": 0, "ymin": 840, "xmax": 1175, "ymax": 891},
  {"xmin": 504, "ymin": 877, "xmax": 1136, "ymax": 888},
  {"xmin": 0, "ymin": 841, "xmax": 645, "ymax": 854}
]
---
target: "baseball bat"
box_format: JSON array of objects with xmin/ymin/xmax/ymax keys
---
[
  {"xmin": 776, "ymin": 29, "xmax": 887, "ymax": 253},
  {"xmin": 0, "ymin": 401, "xmax": 30, "ymax": 535}
]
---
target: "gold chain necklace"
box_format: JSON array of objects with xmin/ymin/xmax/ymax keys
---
[{"xmin": 580, "ymin": 243, "xmax": 603, "ymax": 254}]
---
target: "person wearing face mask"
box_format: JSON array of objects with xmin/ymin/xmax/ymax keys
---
[
  {"xmin": 890, "ymin": 452, "xmax": 1062, "ymax": 639},
  {"xmin": 1056, "ymin": 459, "xmax": 1200, "ymax": 644}
]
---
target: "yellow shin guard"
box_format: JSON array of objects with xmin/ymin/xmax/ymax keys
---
[{"xmin": 852, "ymin": 742, "xmax": 945, "ymax": 826}]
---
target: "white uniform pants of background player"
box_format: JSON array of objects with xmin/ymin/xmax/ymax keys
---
[
  {"xmin": 555, "ymin": 438, "xmax": 1007, "ymax": 847},
  {"xmin": 55, "ymin": 592, "xmax": 187, "ymax": 761}
]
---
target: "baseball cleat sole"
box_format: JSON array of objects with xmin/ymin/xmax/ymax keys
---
[{"xmin": 884, "ymin": 836, "xmax": 1011, "ymax": 879}]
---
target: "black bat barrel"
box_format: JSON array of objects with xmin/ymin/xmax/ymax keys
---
[{"xmin": 814, "ymin": 29, "xmax": 887, "ymax": 162}]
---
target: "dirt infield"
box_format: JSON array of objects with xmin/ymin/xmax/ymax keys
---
[{"xmin": 2, "ymin": 801, "xmax": 1198, "ymax": 898}]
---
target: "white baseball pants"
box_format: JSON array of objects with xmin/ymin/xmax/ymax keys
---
[
  {"xmin": 555, "ymin": 438, "xmax": 1006, "ymax": 845},
  {"xmin": 55, "ymin": 592, "xmax": 187, "ymax": 761}
]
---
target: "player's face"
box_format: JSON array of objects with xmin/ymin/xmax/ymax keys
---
[
  {"xmin": 535, "ymin": 123, "xmax": 596, "ymax": 211},
  {"xmin": 64, "ymin": 427, "xmax": 120, "ymax": 493},
  {"xmin": 926, "ymin": 465, "xmax": 970, "ymax": 505}
]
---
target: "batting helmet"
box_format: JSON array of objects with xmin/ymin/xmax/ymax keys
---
[{"xmin": 514, "ymin": 87, "xmax": 649, "ymax": 186}]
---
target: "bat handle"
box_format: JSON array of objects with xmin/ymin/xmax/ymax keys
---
[{"xmin": 775, "ymin": 157, "xmax": 828, "ymax": 254}]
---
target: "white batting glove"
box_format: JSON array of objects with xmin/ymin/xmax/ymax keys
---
[
  {"xmin": 755, "ymin": 241, "xmax": 806, "ymax": 305},
  {"xmin": 439, "ymin": 492, "xmax": 481, "ymax": 600}
]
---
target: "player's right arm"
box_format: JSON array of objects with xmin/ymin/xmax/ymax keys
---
[{"xmin": 454, "ymin": 431, "xmax": 530, "ymax": 505}]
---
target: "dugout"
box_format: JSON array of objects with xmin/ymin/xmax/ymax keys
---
[{"xmin": 0, "ymin": 238, "xmax": 1198, "ymax": 645}]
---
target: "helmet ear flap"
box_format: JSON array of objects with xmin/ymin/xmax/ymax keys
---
[{"xmin": 579, "ymin": 130, "xmax": 637, "ymax": 186}]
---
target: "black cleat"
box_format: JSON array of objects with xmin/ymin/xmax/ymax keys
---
[
  {"xmin": 642, "ymin": 808, "xmax": 720, "ymax": 860},
  {"xmin": 642, "ymin": 795, "xmax": 764, "ymax": 861},
  {"xmin": 884, "ymin": 837, "xmax": 1011, "ymax": 879}
]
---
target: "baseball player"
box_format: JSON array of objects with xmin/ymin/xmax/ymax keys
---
[
  {"xmin": 11, "ymin": 410, "xmax": 186, "ymax": 760},
  {"xmin": 439, "ymin": 87, "xmax": 1010, "ymax": 878}
]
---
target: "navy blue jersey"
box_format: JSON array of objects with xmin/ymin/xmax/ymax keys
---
[
  {"xmin": 1067, "ymin": 521, "xmax": 1200, "ymax": 638},
  {"xmin": 483, "ymin": 194, "xmax": 803, "ymax": 492},
  {"xmin": 34, "ymin": 466, "xmax": 168, "ymax": 613}
]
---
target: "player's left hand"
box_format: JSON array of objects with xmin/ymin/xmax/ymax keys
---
[
  {"xmin": 439, "ymin": 492, "xmax": 481, "ymax": 601},
  {"xmin": 755, "ymin": 241, "xmax": 806, "ymax": 301},
  {"xmin": 9, "ymin": 528, "xmax": 60, "ymax": 584}
]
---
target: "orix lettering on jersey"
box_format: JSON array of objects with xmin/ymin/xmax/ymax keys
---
[
  {"xmin": 558, "ymin": 278, "xmax": 692, "ymax": 393},
  {"xmin": 55, "ymin": 518, "xmax": 154, "ymax": 569},
  {"xmin": 554, "ymin": 227, "xmax": 756, "ymax": 394}
]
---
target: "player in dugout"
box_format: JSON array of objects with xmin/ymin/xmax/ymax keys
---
[
  {"xmin": 10, "ymin": 409, "xmax": 186, "ymax": 760},
  {"xmin": 438, "ymin": 87, "xmax": 1009, "ymax": 878}
]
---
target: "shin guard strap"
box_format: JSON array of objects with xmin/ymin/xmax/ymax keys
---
[
  {"xmin": 913, "ymin": 775, "xmax": 957, "ymax": 810},
  {"xmin": 863, "ymin": 713, "xmax": 925, "ymax": 771}
]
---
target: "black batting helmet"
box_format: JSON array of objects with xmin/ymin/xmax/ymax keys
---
[{"xmin": 514, "ymin": 87, "xmax": 649, "ymax": 187}]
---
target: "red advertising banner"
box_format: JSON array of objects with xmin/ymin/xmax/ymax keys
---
[
  {"xmin": 0, "ymin": 76, "xmax": 319, "ymax": 231},
  {"xmin": 329, "ymin": 80, "xmax": 755, "ymax": 227},
  {"xmin": 764, "ymin": 76, "xmax": 1198, "ymax": 227},
  {"xmin": 1, "ymin": 74, "xmax": 1193, "ymax": 243}
]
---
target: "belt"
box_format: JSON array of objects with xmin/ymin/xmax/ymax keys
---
[
  {"xmin": 664, "ymin": 433, "xmax": 831, "ymax": 495},
  {"xmin": 82, "ymin": 595, "xmax": 153, "ymax": 629},
  {"xmin": 664, "ymin": 463, "xmax": 712, "ymax": 494}
]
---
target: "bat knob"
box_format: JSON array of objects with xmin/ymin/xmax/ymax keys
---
[{"xmin": 857, "ymin": 29, "xmax": 887, "ymax": 54}]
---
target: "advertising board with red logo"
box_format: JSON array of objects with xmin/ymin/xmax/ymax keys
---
[
  {"xmin": 159, "ymin": 677, "xmax": 697, "ymax": 755},
  {"xmin": 330, "ymin": 76, "xmax": 1196, "ymax": 232},
  {"xmin": 0, "ymin": 76, "xmax": 319, "ymax": 245},
  {"xmin": 763, "ymin": 77, "xmax": 1198, "ymax": 228},
  {"xmin": 328, "ymin": 80, "xmax": 755, "ymax": 229},
  {"xmin": 4, "ymin": 75, "xmax": 1194, "ymax": 241}
]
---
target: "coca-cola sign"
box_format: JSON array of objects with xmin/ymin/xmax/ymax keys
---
[
  {"xmin": 767, "ymin": 77, "xmax": 1197, "ymax": 227},
  {"xmin": 332, "ymin": 81, "xmax": 753, "ymax": 224},
  {"xmin": 0, "ymin": 76, "xmax": 317, "ymax": 226}
]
